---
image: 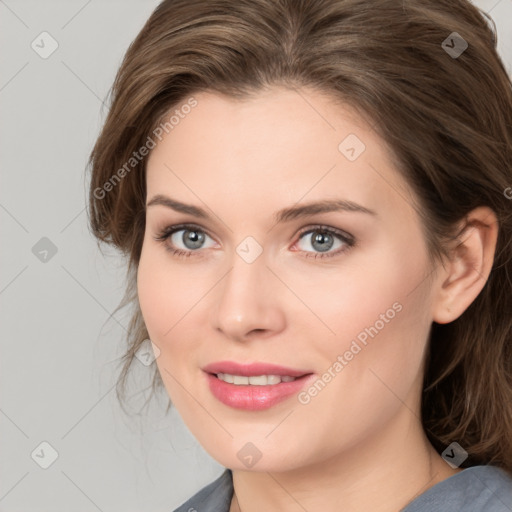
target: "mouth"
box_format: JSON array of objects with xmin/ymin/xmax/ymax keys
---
[
  {"xmin": 203, "ymin": 368, "xmax": 315, "ymax": 411},
  {"xmin": 209, "ymin": 372, "xmax": 309, "ymax": 385},
  {"xmin": 202, "ymin": 360, "xmax": 313, "ymax": 378}
]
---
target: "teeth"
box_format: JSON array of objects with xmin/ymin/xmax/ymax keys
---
[{"xmin": 217, "ymin": 373, "xmax": 297, "ymax": 385}]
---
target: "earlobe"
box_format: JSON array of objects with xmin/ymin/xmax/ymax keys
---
[{"xmin": 432, "ymin": 207, "xmax": 498, "ymax": 325}]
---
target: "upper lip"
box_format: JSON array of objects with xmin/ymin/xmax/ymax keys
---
[{"xmin": 202, "ymin": 361, "xmax": 313, "ymax": 377}]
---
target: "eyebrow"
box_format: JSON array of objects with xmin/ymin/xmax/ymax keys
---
[{"xmin": 146, "ymin": 194, "xmax": 377, "ymax": 223}]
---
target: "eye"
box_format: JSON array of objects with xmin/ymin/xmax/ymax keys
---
[
  {"xmin": 294, "ymin": 225, "xmax": 355, "ymax": 259},
  {"xmin": 153, "ymin": 223, "xmax": 216, "ymax": 258},
  {"xmin": 154, "ymin": 223, "xmax": 356, "ymax": 260}
]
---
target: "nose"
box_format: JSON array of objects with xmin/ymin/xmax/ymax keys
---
[{"xmin": 210, "ymin": 249, "xmax": 286, "ymax": 342}]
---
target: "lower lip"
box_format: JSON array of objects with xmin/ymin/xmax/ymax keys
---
[{"xmin": 205, "ymin": 372, "xmax": 315, "ymax": 410}]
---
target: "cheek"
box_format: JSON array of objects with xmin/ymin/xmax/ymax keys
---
[
  {"xmin": 136, "ymin": 244, "xmax": 203, "ymax": 406},
  {"xmin": 137, "ymin": 257, "xmax": 173, "ymax": 340},
  {"xmin": 288, "ymin": 242, "xmax": 431, "ymax": 353},
  {"xmin": 137, "ymin": 241, "xmax": 203, "ymax": 342},
  {"xmin": 136, "ymin": 238, "xmax": 223, "ymax": 402},
  {"xmin": 297, "ymin": 240, "xmax": 433, "ymax": 406},
  {"xmin": 292, "ymin": 285, "xmax": 431, "ymax": 454}
]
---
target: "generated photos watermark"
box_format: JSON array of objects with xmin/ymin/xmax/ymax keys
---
[
  {"xmin": 93, "ymin": 96, "xmax": 198, "ymax": 200},
  {"xmin": 298, "ymin": 301, "xmax": 403, "ymax": 405}
]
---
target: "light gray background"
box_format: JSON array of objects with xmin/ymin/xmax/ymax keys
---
[{"xmin": 0, "ymin": 1, "xmax": 511, "ymax": 511}]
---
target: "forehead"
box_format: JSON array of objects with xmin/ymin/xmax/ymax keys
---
[{"xmin": 145, "ymin": 87, "xmax": 416, "ymax": 221}]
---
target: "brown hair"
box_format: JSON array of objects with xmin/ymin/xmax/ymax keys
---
[{"xmin": 87, "ymin": 0, "xmax": 512, "ymax": 474}]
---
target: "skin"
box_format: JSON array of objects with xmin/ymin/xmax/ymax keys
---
[{"xmin": 137, "ymin": 87, "xmax": 498, "ymax": 512}]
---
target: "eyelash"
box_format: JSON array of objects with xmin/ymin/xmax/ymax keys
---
[{"xmin": 153, "ymin": 223, "xmax": 356, "ymax": 260}]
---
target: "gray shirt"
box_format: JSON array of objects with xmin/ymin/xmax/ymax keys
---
[{"xmin": 172, "ymin": 465, "xmax": 512, "ymax": 511}]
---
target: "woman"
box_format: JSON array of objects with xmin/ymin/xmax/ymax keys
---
[{"xmin": 87, "ymin": 0, "xmax": 512, "ymax": 510}]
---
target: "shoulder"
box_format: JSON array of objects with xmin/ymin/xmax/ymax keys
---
[
  {"xmin": 403, "ymin": 465, "xmax": 512, "ymax": 512},
  {"xmin": 172, "ymin": 469, "xmax": 233, "ymax": 512}
]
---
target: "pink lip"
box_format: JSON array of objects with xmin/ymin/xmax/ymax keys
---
[
  {"xmin": 202, "ymin": 361, "xmax": 312, "ymax": 377},
  {"xmin": 202, "ymin": 361, "xmax": 315, "ymax": 411}
]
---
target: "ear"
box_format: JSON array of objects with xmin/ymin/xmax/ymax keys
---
[{"xmin": 432, "ymin": 206, "xmax": 498, "ymax": 324}]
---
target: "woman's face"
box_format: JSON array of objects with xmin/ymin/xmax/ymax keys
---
[{"xmin": 138, "ymin": 87, "xmax": 441, "ymax": 471}]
